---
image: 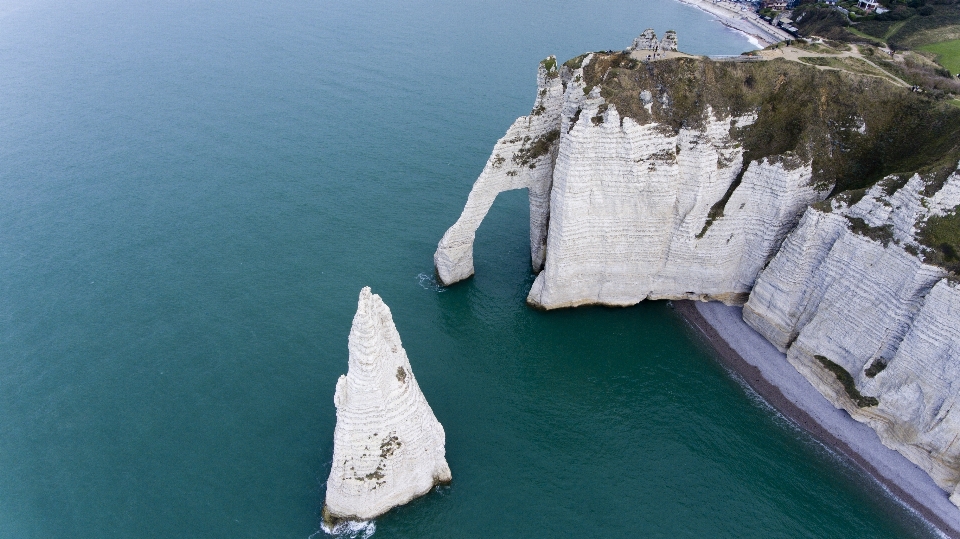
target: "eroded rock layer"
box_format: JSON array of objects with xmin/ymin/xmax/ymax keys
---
[
  {"xmin": 324, "ymin": 287, "xmax": 451, "ymax": 522},
  {"xmin": 526, "ymin": 110, "xmax": 823, "ymax": 308},
  {"xmin": 437, "ymin": 49, "xmax": 960, "ymax": 303},
  {"xmin": 744, "ymin": 171, "xmax": 960, "ymax": 497}
]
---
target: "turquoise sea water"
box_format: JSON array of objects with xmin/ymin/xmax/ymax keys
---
[{"xmin": 0, "ymin": 0, "xmax": 941, "ymax": 537}]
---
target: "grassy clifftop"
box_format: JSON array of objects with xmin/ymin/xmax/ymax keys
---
[
  {"xmin": 792, "ymin": 2, "xmax": 960, "ymax": 90},
  {"xmin": 792, "ymin": 1, "xmax": 960, "ymax": 50},
  {"xmin": 582, "ymin": 53, "xmax": 960, "ymax": 194},
  {"xmin": 857, "ymin": 2, "xmax": 960, "ymax": 49},
  {"xmin": 576, "ymin": 52, "xmax": 960, "ymax": 270}
]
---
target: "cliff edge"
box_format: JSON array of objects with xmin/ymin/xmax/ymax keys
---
[{"xmin": 436, "ymin": 36, "xmax": 960, "ymax": 308}]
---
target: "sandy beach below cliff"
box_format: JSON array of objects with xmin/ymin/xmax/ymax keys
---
[
  {"xmin": 674, "ymin": 0, "xmax": 791, "ymax": 47},
  {"xmin": 675, "ymin": 300, "xmax": 960, "ymax": 538}
]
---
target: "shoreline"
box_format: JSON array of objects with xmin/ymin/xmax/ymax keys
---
[
  {"xmin": 674, "ymin": 300, "xmax": 960, "ymax": 538},
  {"xmin": 674, "ymin": 0, "xmax": 792, "ymax": 47}
]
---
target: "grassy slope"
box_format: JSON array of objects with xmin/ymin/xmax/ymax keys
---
[
  {"xmin": 586, "ymin": 54, "xmax": 960, "ymax": 193},
  {"xmin": 921, "ymin": 210, "xmax": 960, "ymax": 272},
  {"xmin": 883, "ymin": 20, "xmax": 909, "ymax": 41},
  {"xmin": 919, "ymin": 39, "xmax": 960, "ymax": 74},
  {"xmin": 846, "ymin": 25, "xmax": 885, "ymax": 41},
  {"xmin": 578, "ymin": 52, "xmax": 960, "ymax": 271},
  {"xmin": 792, "ymin": 5, "xmax": 878, "ymax": 44},
  {"xmin": 857, "ymin": 4, "xmax": 960, "ymax": 49},
  {"xmin": 797, "ymin": 55, "xmax": 900, "ymax": 81},
  {"xmin": 791, "ymin": 5, "xmax": 960, "ymax": 94}
]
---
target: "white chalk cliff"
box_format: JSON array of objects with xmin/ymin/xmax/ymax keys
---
[
  {"xmin": 526, "ymin": 115, "xmax": 822, "ymax": 309},
  {"xmin": 434, "ymin": 57, "xmax": 565, "ymax": 285},
  {"xmin": 324, "ymin": 287, "xmax": 451, "ymax": 523},
  {"xmin": 436, "ymin": 45, "xmax": 825, "ymax": 307},
  {"xmin": 435, "ymin": 40, "xmax": 960, "ymax": 507},
  {"xmin": 744, "ymin": 170, "xmax": 960, "ymax": 499}
]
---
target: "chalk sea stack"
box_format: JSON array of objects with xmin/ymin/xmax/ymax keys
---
[{"xmin": 323, "ymin": 287, "xmax": 451, "ymax": 524}]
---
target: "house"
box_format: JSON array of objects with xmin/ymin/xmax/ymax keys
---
[
  {"xmin": 762, "ymin": 0, "xmax": 787, "ymax": 10},
  {"xmin": 857, "ymin": 0, "xmax": 879, "ymax": 12}
]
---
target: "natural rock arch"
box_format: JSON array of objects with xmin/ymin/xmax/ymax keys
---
[{"xmin": 434, "ymin": 59, "xmax": 565, "ymax": 285}]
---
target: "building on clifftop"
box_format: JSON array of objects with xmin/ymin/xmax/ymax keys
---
[{"xmin": 627, "ymin": 29, "xmax": 679, "ymax": 61}]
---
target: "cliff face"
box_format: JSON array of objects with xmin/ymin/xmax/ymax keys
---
[
  {"xmin": 324, "ymin": 288, "xmax": 451, "ymax": 523},
  {"xmin": 744, "ymin": 171, "xmax": 960, "ymax": 496},
  {"xmin": 438, "ymin": 49, "xmax": 960, "ymax": 304},
  {"xmin": 526, "ymin": 105, "xmax": 823, "ymax": 308},
  {"xmin": 435, "ymin": 43, "xmax": 960, "ymax": 505},
  {"xmin": 884, "ymin": 280, "xmax": 960, "ymax": 506}
]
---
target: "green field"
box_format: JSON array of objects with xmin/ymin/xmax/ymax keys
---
[{"xmin": 919, "ymin": 39, "xmax": 960, "ymax": 76}]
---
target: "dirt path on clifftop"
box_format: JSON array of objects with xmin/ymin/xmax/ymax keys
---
[{"xmin": 757, "ymin": 45, "xmax": 911, "ymax": 87}]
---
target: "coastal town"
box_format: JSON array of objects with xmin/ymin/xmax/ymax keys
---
[
  {"xmin": 678, "ymin": 0, "xmax": 960, "ymax": 100},
  {"xmin": 676, "ymin": 0, "xmax": 797, "ymax": 43},
  {"xmin": 680, "ymin": 0, "xmax": 960, "ymax": 67}
]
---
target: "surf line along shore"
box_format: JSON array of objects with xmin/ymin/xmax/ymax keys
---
[
  {"xmin": 674, "ymin": 300, "xmax": 960, "ymax": 538},
  {"xmin": 673, "ymin": 0, "xmax": 792, "ymax": 47}
]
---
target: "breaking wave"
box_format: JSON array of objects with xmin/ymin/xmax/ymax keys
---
[
  {"xmin": 417, "ymin": 272, "xmax": 446, "ymax": 292},
  {"xmin": 314, "ymin": 519, "xmax": 375, "ymax": 539}
]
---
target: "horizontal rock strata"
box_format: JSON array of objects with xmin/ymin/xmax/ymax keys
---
[
  {"xmin": 434, "ymin": 58, "xmax": 565, "ymax": 285},
  {"xmin": 745, "ymin": 171, "xmax": 960, "ymax": 499},
  {"xmin": 438, "ymin": 51, "xmax": 833, "ymax": 306},
  {"xmin": 526, "ymin": 113, "xmax": 823, "ymax": 309},
  {"xmin": 324, "ymin": 287, "xmax": 451, "ymax": 523}
]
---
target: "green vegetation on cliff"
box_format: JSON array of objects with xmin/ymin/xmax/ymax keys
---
[
  {"xmin": 797, "ymin": 55, "xmax": 897, "ymax": 80},
  {"xmin": 921, "ymin": 209, "xmax": 960, "ymax": 272},
  {"xmin": 793, "ymin": 1, "xmax": 960, "ymax": 50},
  {"xmin": 582, "ymin": 52, "xmax": 960, "ymax": 195},
  {"xmin": 791, "ymin": 2, "xmax": 960, "ymax": 92},
  {"xmin": 793, "ymin": 5, "xmax": 869, "ymax": 44},
  {"xmin": 919, "ymin": 38, "xmax": 960, "ymax": 73},
  {"xmin": 576, "ymin": 51, "xmax": 960, "ymax": 270},
  {"xmin": 815, "ymin": 355, "xmax": 879, "ymax": 407},
  {"xmin": 857, "ymin": 2, "xmax": 960, "ymax": 49}
]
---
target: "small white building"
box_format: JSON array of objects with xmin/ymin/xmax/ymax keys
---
[{"xmin": 857, "ymin": 0, "xmax": 880, "ymax": 12}]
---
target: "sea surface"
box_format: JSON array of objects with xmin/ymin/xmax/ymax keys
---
[{"xmin": 0, "ymin": 0, "xmax": 941, "ymax": 537}]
